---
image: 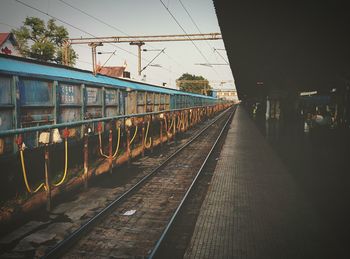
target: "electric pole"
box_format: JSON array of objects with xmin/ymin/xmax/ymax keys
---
[
  {"xmin": 89, "ymin": 42, "xmax": 103, "ymax": 75},
  {"xmin": 129, "ymin": 41, "xmax": 145, "ymax": 76},
  {"xmin": 62, "ymin": 33, "xmax": 222, "ymax": 76}
]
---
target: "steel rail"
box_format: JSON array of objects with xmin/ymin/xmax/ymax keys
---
[
  {"xmin": 148, "ymin": 105, "xmax": 237, "ymax": 259},
  {"xmin": 44, "ymin": 106, "xmax": 234, "ymax": 258}
]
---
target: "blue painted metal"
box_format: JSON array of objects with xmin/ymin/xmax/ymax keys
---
[
  {"xmin": 19, "ymin": 79, "xmax": 53, "ymax": 106},
  {"xmin": 59, "ymin": 107, "xmax": 81, "ymax": 123},
  {"xmin": 0, "ymin": 76, "xmax": 13, "ymax": 143},
  {"xmin": 80, "ymin": 84, "xmax": 86, "ymax": 138},
  {"xmin": 0, "ymin": 55, "xmax": 226, "ymax": 148},
  {"xmin": 0, "ymin": 110, "xmax": 12, "ymax": 131},
  {"xmin": 11, "ymin": 76, "xmax": 18, "ymax": 152},
  {"xmin": 85, "ymin": 107, "xmax": 102, "ymax": 119},
  {"xmin": 59, "ymin": 83, "xmax": 81, "ymax": 104},
  {"xmin": 0, "ymin": 105, "xmax": 218, "ymax": 137},
  {"xmin": 119, "ymin": 90, "xmax": 126, "ymax": 115},
  {"xmin": 154, "ymin": 93, "xmax": 160, "ymax": 104},
  {"xmin": 137, "ymin": 92, "xmax": 145, "ymax": 105},
  {"xmin": 58, "ymin": 83, "xmax": 82, "ymax": 123},
  {"xmin": 105, "ymin": 89, "xmax": 118, "ymax": 105},
  {"xmin": 21, "ymin": 113, "xmax": 54, "ymax": 122},
  {"xmin": 160, "ymin": 94, "xmax": 165, "ymax": 104},
  {"xmin": 136, "ymin": 92, "xmax": 145, "ymax": 113},
  {"xmin": 105, "ymin": 107, "xmax": 119, "ymax": 117},
  {"xmin": 0, "ymin": 76, "xmax": 12, "ymax": 105},
  {"xmin": 101, "ymin": 87, "xmax": 106, "ymax": 120},
  {"xmin": 0, "ymin": 56, "xmax": 217, "ymax": 100},
  {"xmin": 170, "ymin": 95, "xmax": 176, "ymax": 109},
  {"xmin": 80, "ymin": 84, "xmax": 86, "ymax": 123},
  {"xmin": 85, "ymin": 86, "xmax": 102, "ymax": 120},
  {"xmin": 53, "ymin": 81, "xmax": 59, "ymax": 124},
  {"xmin": 85, "ymin": 87, "xmax": 102, "ymax": 105}
]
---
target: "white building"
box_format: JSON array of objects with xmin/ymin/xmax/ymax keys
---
[{"xmin": 212, "ymin": 89, "xmax": 238, "ymax": 102}]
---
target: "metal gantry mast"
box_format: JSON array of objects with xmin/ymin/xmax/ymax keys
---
[{"xmin": 63, "ymin": 33, "xmax": 222, "ymax": 75}]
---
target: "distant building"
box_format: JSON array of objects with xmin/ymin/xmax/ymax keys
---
[
  {"xmin": 0, "ymin": 33, "xmax": 21, "ymax": 56},
  {"xmin": 97, "ymin": 65, "xmax": 130, "ymax": 79},
  {"xmin": 211, "ymin": 89, "xmax": 238, "ymax": 102}
]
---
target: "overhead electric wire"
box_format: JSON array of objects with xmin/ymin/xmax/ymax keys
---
[
  {"xmin": 60, "ymin": 0, "xmax": 184, "ymax": 71},
  {"xmin": 178, "ymin": 0, "xmax": 234, "ymax": 84},
  {"xmin": 0, "ymin": 21, "xmax": 16, "ymax": 29},
  {"xmin": 213, "ymin": 48, "xmax": 229, "ymax": 65},
  {"xmin": 140, "ymin": 49, "xmax": 165, "ymax": 73},
  {"xmin": 14, "ymin": 0, "xmax": 214, "ymax": 82},
  {"xmin": 58, "ymin": 0, "xmax": 182, "ymax": 75},
  {"xmin": 159, "ymin": 0, "xmax": 220, "ymax": 77},
  {"xmin": 75, "ymin": 59, "xmax": 93, "ymax": 65},
  {"xmin": 58, "ymin": 0, "xmax": 129, "ymax": 36},
  {"xmin": 159, "ymin": 0, "xmax": 209, "ymax": 62},
  {"xmin": 75, "ymin": 44, "xmax": 93, "ymax": 50},
  {"xmin": 13, "ymin": 0, "xmax": 144, "ymax": 68},
  {"xmin": 98, "ymin": 50, "xmax": 116, "ymax": 71},
  {"xmin": 178, "ymin": 0, "xmax": 214, "ymax": 51},
  {"xmin": 178, "ymin": 0, "xmax": 222, "ymax": 76},
  {"xmin": 14, "ymin": 0, "xmax": 93, "ymax": 37}
]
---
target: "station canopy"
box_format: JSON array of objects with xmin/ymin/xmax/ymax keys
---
[{"xmin": 213, "ymin": 1, "xmax": 350, "ymax": 100}]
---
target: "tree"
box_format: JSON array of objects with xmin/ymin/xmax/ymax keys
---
[
  {"xmin": 12, "ymin": 17, "xmax": 77, "ymax": 65},
  {"xmin": 176, "ymin": 73, "xmax": 211, "ymax": 95}
]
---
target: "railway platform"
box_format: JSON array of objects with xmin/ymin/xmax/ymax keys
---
[{"xmin": 183, "ymin": 106, "xmax": 346, "ymax": 259}]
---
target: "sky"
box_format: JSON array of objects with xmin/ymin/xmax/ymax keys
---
[{"xmin": 0, "ymin": 0, "xmax": 235, "ymax": 90}]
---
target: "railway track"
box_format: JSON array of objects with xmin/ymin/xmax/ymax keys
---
[{"xmin": 45, "ymin": 106, "xmax": 236, "ymax": 258}]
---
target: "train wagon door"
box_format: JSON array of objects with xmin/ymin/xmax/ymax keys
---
[
  {"xmin": 59, "ymin": 83, "xmax": 81, "ymax": 123},
  {"xmin": 170, "ymin": 94, "xmax": 175, "ymax": 110},
  {"xmin": 146, "ymin": 92, "xmax": 154, "ymax": 112},
  {"xmin": 58, "ymin": 82, "xmax": 82, "ymax": 137},
  {"xmin": 154, "ymin": 93, "xmax": 160, "ymax": 112},
  {"xmin": 165, "ymin": 94, "xmax": 170, "ymax": 110},
  {"xmin": 0, "ymin": 75, "xmax": 14, "ymax": 154},
  {"xmin": 137, "ymin": 91, "xmax": 146, "ymax": 113},
  {"xmin": 126, "ymin": 91, "xmax": 137, "ymax": 115},
  {"xmin": 19, "ymin": 78, "xmax": 54, "ymax": 147},
  {"xmin": 119, "ymin": 89, "xmax": 126, "ymax": 115},
  {"xmin": 85, "ymin": 86, "xmax": 102, "ymax": 119},
  {"xmin": 105, "ymin": 88, "xmax": 119, "ymax": 117}
]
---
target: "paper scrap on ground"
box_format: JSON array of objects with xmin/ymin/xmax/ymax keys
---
[{"xmin": 123, "ymin": 210, "xmax": 136, "ymax": 216}]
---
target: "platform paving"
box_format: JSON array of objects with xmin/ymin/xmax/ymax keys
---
[{"xmin": 184, "ymin": 106, "xmax": 345, "ymax": 259}]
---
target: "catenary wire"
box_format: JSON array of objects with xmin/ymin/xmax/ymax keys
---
[
  {"xmin": 13, "ymin": 0, "xmax": 153, "ymax": 70},
  {"xmin": 159, "ymin": 0, "xmax": 220, "ymax": 78},
  {"xmin": 213, "ymin": 48, "xmax": 229, "ymax": 65},
  {"xmin": 178, "ymin": 0, "xmax": 222, "ymax": 76},
  {"xmin": 57, "ymin": 0, "xmax": 183, "ymax": 74}
]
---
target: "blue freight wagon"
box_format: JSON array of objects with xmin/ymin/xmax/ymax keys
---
[{"xmin": 0, "ymin": 54, "xmax": 223, "ymax": 153}]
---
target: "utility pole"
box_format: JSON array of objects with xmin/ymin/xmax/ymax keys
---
[
  {"xmin": 129, "ymin": 41, "xmax": 145, "ymax": 76},
  {"xmin": 62, "ymin": 33, "xmax": 222, "ymax": 76},
  {"xmin": 62, "ymin": 40, "xmax": 70, "ymax": 66},
  {"xmin": 89, "ymin": 42, "xmax": 103, "ymax": 75}
]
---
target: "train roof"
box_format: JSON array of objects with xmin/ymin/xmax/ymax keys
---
[{"xmin": 0, "ymin": 54, "xmax": 216, "ymax": 100}]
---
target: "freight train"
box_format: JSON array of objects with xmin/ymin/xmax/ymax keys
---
[{"xmin": 0, "ymin": 54, "xmax": 226, "ymax": 155}]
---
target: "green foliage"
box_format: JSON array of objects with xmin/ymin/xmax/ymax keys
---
[
  {"xmin": 177, "ymin": 73, "xmax": 211, "ymax": 95},
  {"xmin": 12, "ymin": 17, "xmax": 77, "ymax": 65}
]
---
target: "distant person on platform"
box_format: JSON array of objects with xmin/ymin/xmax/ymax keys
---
[{"xmin": 313, "ymin": 109, "xmax": 331, "ymax": 128}]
